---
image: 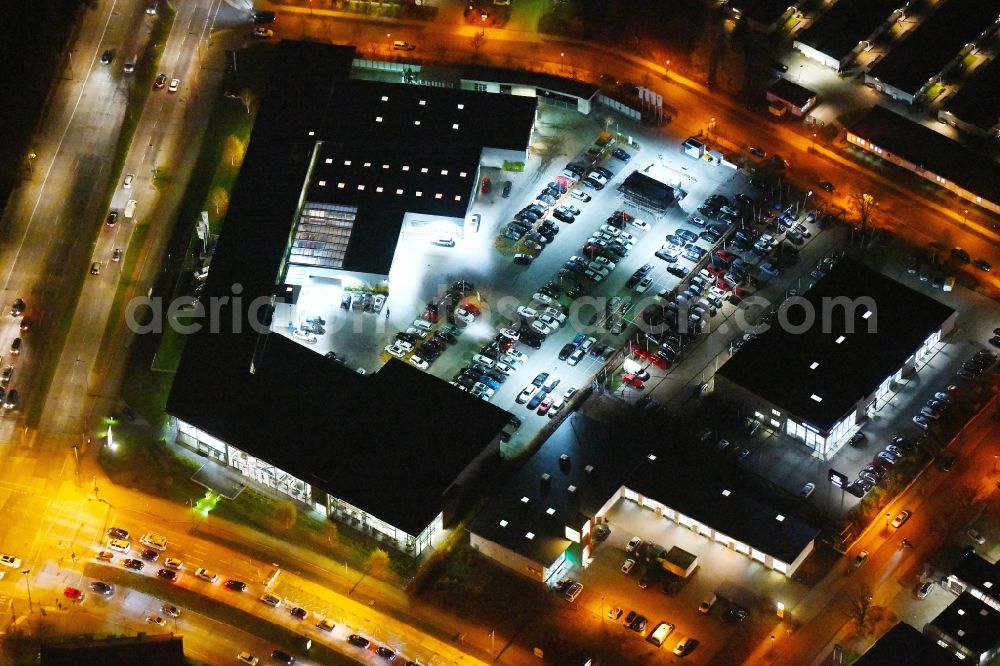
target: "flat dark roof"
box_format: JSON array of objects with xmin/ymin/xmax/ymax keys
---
[
  {"xmin": 41, "ymin": 635, "xmax": 186, "ymax": 666},
  {"xmin": 470, "ymin": 414, "xmax": 649, "ymax": 566},
  {"xmin": 796, "ymin": 0, "xmax": 898, "ymax": 62},
  {"xmin": 854, "ymin": 623, "xmax": 964, "ymax": 666},
  {"xmin": 168, "ymin": 41, "xmax": 512, "ymax": 536},
  {"xmin": 929, "ymin": 592, "xmax": 1000, "ymax": 655},
  {"xmin": 717, "ymin": 258, "xmax": 954, "ymax": 432},
  {"xmin": 868, "ymin": 0, "xmax": 1000, "ymax": 97},
  {"xmin": 621, "ymin": 171, "xmax": 680, "ymax": 210},
  {"xmin": 944, "ymin": 55, "xmax": 1000, "ymax": 132},
  {"xmin": 767, "ymin": 78, "xmax": 817, "ymax": 107},
  {"xmin": 848, "ymin": 105, "xmax": 1000, "ymax": 206},
  {"xmin": 953, "ymin": 551, "xmax": 1000, "ymax": 592},
  {"xmin": 461, "ymin": 65, "xmax": 598, "ymax": 102},
  {"xmin": 732, "ymin": 0, "xmax": 795, "ymax": 27},
  {"xmin": 626, "ymin": 450, "xmax": 819, "ymax": 565}
]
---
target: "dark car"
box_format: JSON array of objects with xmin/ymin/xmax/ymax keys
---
[
  {"xmin": 520, "ymin": 332, "xmax": 543, "ymax": 349},
  {"xmin": 123, "ymin": 558, "xmax": 144, "ymax": 571},
  {"xmin": 628, "ymin": 614, "xmax": 648, "ymax": 633},
  {"xmin": 527, "ymin": 392, "xmax": 545, "ymax": 410},
  {"xmin": 154, "ymin": 73, "xmax": 167, "ymax": 89},
  {"xmin": 559, "ymin": 343, "xmax": 577, "ymax": 361},
  {"xmin": 675, "ymin": 228, "xmax": 698, "ymax": 243},
  {"xmin": 583, "ymin": 177, "xmax": 605, "ymax": 190},
  {"xmin": 553, "ymin": 209, "xmax": 575, "ymax": 223},
  {"xmin": 225, "ymin": 579, "xmax": 247, "ymax": 592},
  {"xmin": 532, "ymin": 372, "xmax": 549, "ymax": 387},
  {"xmin": 819, "ymin": 180, "xmax": 834, "ymax": 192},
  {"xmin": 951, "ymin": 247, "xmax": 971, "ymax": 263},
  {"xmin": 252, "ymin": 10, "xmax": 276, "ymax": 23},
  {"xmin": 101, "ymin": 49, "xmax": 115, "ymax": 65},
  {"xmin": 271, "ymin": 650, "xmax": 295, "ymax": 665},
  {"xmin": 502, "ymin": 181, "xmax": 512, "ymax": 198},
  {"xmin": 593, "ymin": 166, "xmax": 614, "ymax": 179},
  {"xmin": 290, "ymin": 607, "xmax": 308, "ymax": 620},
  {"xmin": 89, "ymin": 581, "xmax": 114, "ymax": 596},
  {"xmin": 723, "ymin": 605, "xmax": 748, "ymax": 623},
  {"xmin": 612, "ymin": 148, "xmax": 631, "ymax": 162},
  {"xmin": 348, "ymin": 634, "xmax": 370, "ymax": 648},
  {"xmin": 157, "ymin": 568, "xmax": 178, "ymax": 581},
  {"xmin": 749, "ymin": 146, "xmax": 765, "ymax": 158},
  {"xmin": 848, "ymin": 432, "xmax": 866, "ymax": 448},
  {"xmin": 140, "ymin": 548, "xmax": 159, "ymax": 561},
  {"xmin": 376, "ymin": 646, "xmax": 395, "ymax": 659},
  {"xmin": 107, "ymin": 527, "xmax": 129, "ymax": 540},
  {"xmin": 667, "ymin": 265, "xmax": 687, "ymax": 279}
]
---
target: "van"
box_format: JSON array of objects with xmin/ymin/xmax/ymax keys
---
[
  {"xmin": 123, "ymin": 199, "xmax": 137, "ymax": 219},
  {"xmin": 123, "ymin": 55, "xmax": 137, "ymax": 74},
  {"xmin": 392, "ymin": 40, "xmax": 415, "ymax": 51},
  {"xmin": 108, "ymin": 539, "xmax": 131, "ymax": 553},
  {"xmin": 139, "ymin": 533, "xmax": 167, "ymax": 551},
  {"xmin": 648, "ymin": 621, "xmax": 674, "ymax": 646}
]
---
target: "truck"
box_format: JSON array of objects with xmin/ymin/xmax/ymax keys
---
[{"xmin": 123, "ymin": 199, "xmax": 137, "ymax": 220}]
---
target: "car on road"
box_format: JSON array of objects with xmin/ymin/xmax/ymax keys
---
[
  {"xmin": 673, "ymin": 636, "xmax": 699, "ymax": 656},
  {"xmin": 375, "ymin": 646, "xmax": 395, "ymax": 658},
  {"xmin": 852, "ymin": 550, "xmax": 869, "ymax": 568},
  {"xmin": 317, "ymin": 618, "xmax": 336, "ymax": 632},
  {"xmin": 63, "ymin": 586, "xmax": 85, "ymax": 602},
  {"xmin": 156, "ymin": 568, "xmax": 178, "ymax": 582},
  {"xmin": 122, "ymin": 558, "xmax": 144, "ymax": 571},
  {"xmin": 154, "ymin": 73, "xmax": 167, "ymax": 89},
  {"xmin": 974, "ymin": 258, "xmax": 992, "ymax": 272},
  {"xmin": 168, "ymin": 78, "xmax": 180, "ymax": 93},
  {"xmin": 1, "ymin": 554, "xmax": 22, "ymax": 568},
  {"xmin": 290, "ymin": 606, "xmax": 308, "ymax": 620},
  {"xmin": 621, "ymin": 558, "xmax": 636, "ymax": 574},
  {"xmin": 90, "ymin": 261, "xmax": 102, "ymax": 275},
  {"xmin": 749, "ymin": 146, "xmax": 765, "ymax": 158},
  {"xmin": 891, "ymin": 510, "xmax": 911, "ymax": 528},
  {"xmin": 101, "ymin": 49, "xmax": 114, "ymax": 65},
  {"xmin": 161, "ymin": 604, "xmax": 181, "ymax": 618},
  {"xmin": 819, "ymin": 180, "xmax": 834, "ymax": 192},
  {"xmin": 966, "ymin": 529, "xmax": 986, "ymax": 545},
  {"xmin": 225, "ymin": 579, "xmax": 247, "ymax": 592},
  {"xmin": 194, "ymin": 568, "xmax": 218, "ymax": 583},
  {"xmin": 348, "ymin": 634, "xmax": 370, "ymax": 648},
  {"xmin": 270, "ymin": 649, "xmax": 294, "ymax": 664},
  {"xmin": 799, "ymin": 482, "xmax": 815, "ymax": 498},
  {"xmin": 105, "ymin": 210, "xmax": 118, "ymax": 227},
  {"xmin": 237, "ymin": 653, "xmax": 259, "ymax": 666}
]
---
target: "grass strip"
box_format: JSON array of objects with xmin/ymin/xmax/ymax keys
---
[{"xmin": 82, "ymin": 562, "xmax": 360, "ymax": 664}]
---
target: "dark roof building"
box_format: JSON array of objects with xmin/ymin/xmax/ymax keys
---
[
  {"xmin": 846, "ymin": 105, "xmax": 1000, "ymax": 216},
  {"xmin": 716, "ymin": 258, "xmax": 955, "ymax": 457},
  {"xmin": 854, "ymin": 623, "xmax": 964, "ymax": 666},
  {"xmin": 168, "ymin": 41, "xmax": 534, "ymax": 556},
  {"xmin": 41, "ymin": 635, "xmax": 186, "ymax": 666},
  {"xmin": 731, "ymin": 0, "xmax": 802, "ymax": 33},
  {"xmin": 470, "ymin": 414, "xmax": 819, "ymax": 581},
  {"xmin": 794, "ymin": 0, "xmax": 899, "ymax": 70},
  {"xmin": 945, "ymin": 550, "xmax": 1000, "ymax": 608},
  {"xmin": 939, "ymin": 56, "xmax": 1000, "ymax": 139},
  {"xmin": 620, "ymin": 171, "xmax": 683, "ymax": 212},
  {"xmin": 766, "ymin": 78, "xmax": 817, "ymax": 116},
  {"xmin": 460, "ymin": 65, "xmax": 599, "ymax": 114},
  {"xmin": 925, "ymin": 592, "xmax": 1000, "ymax": 665},
  {"xmin": 866, "ymin": 0, "xmax": 1000, "ymax": 104}
]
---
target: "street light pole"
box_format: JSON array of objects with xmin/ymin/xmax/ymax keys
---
[
  {"xmin": 885, "ymin": 513, "xmax": 890, "ymax": 530},
  {"xmin": 22, "ymin": 569, "xmax": 32, "ymax": 612}
]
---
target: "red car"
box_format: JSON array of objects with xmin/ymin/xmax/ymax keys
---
[
  {"xmin": 481, "ymin": 177, "xmax": 492, "ymax": 194},
  {"xmin": 715, "ymin": 250, "xmax": 735, "ymax": 263},
  {"xmin": 420, "ymin": 309, "xmax": 439, "ymax": 323},
  {"xmin": 611, "ymin": 211, "xmax": 633, "ymax": 222},
  {"xmin": 648, "ymin": 353, "xmax": 668, "ymax": 370},
  {"xmin": 582, "ymin": 242, "xmax": 603, "ymax": 257},
  {"xmin": 622, "ymin": 373, "xmax": 645, "ymax": 389},
  {"xmin": 153, "ymin": 73, "xmax": 167, "ymax": 90},
  {"xmin": 463, "ymin": 303, "xmax": 481, "ymax": 316},
  {"xmin": 716, "ymin": 276, "xmax": 734, "ymax": 292},
  {"xmin": 537, "ymin": 395, "xmax": 555, "ymax": 415},
  {"xmin": 64, "ymin": 586, "xmax": 86, "ymax": 602},
  {"xmin": 629, "ymin": 341, "xmax": 648, "ymax": 358}
]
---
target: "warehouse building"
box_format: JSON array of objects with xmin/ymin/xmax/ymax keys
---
[
  {"xmin": 938, "ymin": 56, "xmax": 1000, "ymax": 139},
  {"xmin": 793, "ymin": 0, "xmax": 900, "ymax": 71},
  {"xmin": 715, "ymin": 258, "xmax": 956, "ymax": 458},
  {"xmin": 766, "ymin": 78, "xmax": 817, "ymax": 117}
]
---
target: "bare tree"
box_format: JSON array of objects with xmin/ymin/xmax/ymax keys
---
[
  {"xmin": 845, "ymin": 583, "xmax": 876, "ymax": 637},
  {"xmin": 470, "ymin": 32, "xmax": 486, "ymax": 54},
  {"xmin": 849, "ymin": 190, "xmax": 878, "ymax": 237},
  {"xmin": 239, "ymin": 89, "xmax": 253, "ymax": 114}
]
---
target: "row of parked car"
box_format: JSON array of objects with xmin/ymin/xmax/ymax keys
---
[{"xmin": 844, "ymin": 434, "xmax": 919, "ymax": 497}]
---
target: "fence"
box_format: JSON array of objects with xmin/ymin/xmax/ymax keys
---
[{"xmin": 595, "ymin": 94, "xmax": 641, "ymax": 121}]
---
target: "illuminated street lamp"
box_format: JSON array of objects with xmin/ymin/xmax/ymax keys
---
[
  {"xmin": 481, "ymin": 13, "xmax": 487, "ymax": 36},
  {"xmin": 106, "ymin": 425, "xmax": 116, "ymax": 451},
  {"xmin": 885, "ymin": 512, "xmax": 891, "ymax": 530}
]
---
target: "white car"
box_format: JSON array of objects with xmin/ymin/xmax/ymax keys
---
[
  {"xmin": 531, "ymin": 292, "xmax": 553, "ymax": 306},
  {"xmin": 599, "ymin": 224, "xmax": 621, "ymax": 237},
  {"xmin": 146, "ymin": 614, "xmax": 166, "ymax": 627},
  {"xmin": 538, "ymin": 314, "xmax": 561, "ymax": 330},
  {"xmin": 530, "ymin": 320, "xmax": 551, "ymax": 336},
  {"xmin": 163, "ymin": 558, "xmax": 183, "ymax": 569},
  {"xmin": 108, "ymin": 539, "xmax": 131, "ymax": 554},
  {"xmin": 123, "ymin": 173, "xmax": 134, "ymax": 189},
  {"xmin": 454, "ymin": 308, "xmax": 476, "ymax": 324},
  {"xmin": 516, "ymin": 385, "xmax": 537, "ymax": 404},
  {"xmin": 543, "ymin": 307, "xmax": 567, "ymax": 325},
  {"xmin": 592, "ymin": 256, "xmax": 616, "ymax": 270},
  {"xmin": 571, "ymin": 190, "xmax": 592, "ymax": 202},
  {"xmin": 0, "ymin": 554, "xmax": 21, "ymax": 568},
  {"xmin": 404, "ymin": 326, "xmax": 427, "ymax": 340},
  {"xmin": 618, "ymin": 230, "xmax": 636, "ymax": 243},
  {"xmin": 252, "ymin": 27, "xmax": 274, "ymax": 38},
  {"xmin": 560, "ymin": 169, "xmax": 580, "ymax": 183},
  {"xmin": 471, "ymin": 354, "xmax": 496, "ymax": 368},
  {"xmin": 516, "ymin": 306, "xmax": 538, "ymax": 320},
  {"xmin": 634, "ymin": 277, "xmax": 653, "ymax": 293},
  {"xmin": 168, "ymin": 77, "xmax": 180, "ymax": 93},
  {"xmin": 408, "ymin": 355, "xmax": 429, "ymax": 370},
  {"xmin": 505, "ymin": 349, "xmax": 528, "ymax": 363},
  {"xmin": 625, "ymin": 536, "xmax": 642, "ymax": 553},
  {"xmin": 630, "ymin": 218, "xmax": 651, "ymax": 231},
  {"xmin": 583, "ymin": 269, "xmax": 604, "ymax": 283},
  {"xmin": 499, "ymin": 327, "xmax": 520, "ymax": 340},
  {"xmin": 471, "ymin": 383, "xmax": 495, "ymax": 398},
  {"xmin": 384, "ymin": 344, "xmax": 407, "ymax": 358},
  {"xmin": 494, "ymin": 362, "xmax": 516, "ymax": 376},
  {"xmin": 237, "ymin": 653, "xmax": 259, "ymax": 666},
  {"xmin": 587, "ymin": 263, "xmax": 610, "ymax": 278},
  {"xmin": 292, "ymin": 330, "xmax": 317, "ymax": 344},
  {"xmin": 621, "ymin": 558, "xmax": 636, "ymax": 574},
  {"xmin": 372, "ymin": 294, "xmax": 385, "ymax": 312},
  {"xmin": 195, "ymin": 568, "xmax": 218, "ymax": 583}
]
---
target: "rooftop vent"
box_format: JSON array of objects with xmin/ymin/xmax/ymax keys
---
[
  {"xmin": 567, "ymin": 485, "xmax": 577, "ymax": 494},
  {"xmin": 584, "ymin": 465, "xmax": 594, "ymax": 474}
]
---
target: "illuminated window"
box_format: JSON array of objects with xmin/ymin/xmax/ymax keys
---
[
  {"xmin": 454, "ymin": 195, "xmax": 462, "ymax": 201},
  {"xmin": 402, "ymin": 166, "xmax": 410, "ymax": 171},
  {"xmin": 375, "ymin": 186, "xmax": 383, "ymax": 193},
  {"xmin": 325, "ymin": 158, "xmax": 333, "ymax": 164},
  {"xmin": 434, "ymin": 193, "xmax": 442, "ymax": 199},
  {"xmin": 308, "ymin": 131, "xmax": 314, "ymax": 136},
  {"xmin": 343, "ymin": 160, "xmax": 352, "ymax": 166},
  {"xmin": 382, "ymin": 164, "xmax": 389, "ymax": 169},
  {"xmin": 457, "ymin": 103, "xmax": 465, "ymax": 109},
  {"xmin": 520, "ymin": 496, "xmax": 529, "ymax": 504},
  {"xmin": 525, "ymin": 532, "xmax": 535, "ymax": 540},
  {"xmin": 395, "ymin": 188, "xmax": 403, "ymax": 195},
  {"xmin": 357, "ymin": 184, "xmax": 365, "ymax": 191},
  {"xmin": 337, "ymin": 183, "xmax": 345, "ymax": 189},
  {"xmin": 810, "ymin": 394, "xmax": 822, "ymax": 403},
  {"xmin": 415, "ymin": 191, "xmax": 422, "ymax": 197},
  {"xmin": 776, "ymin": 514, "xmax": 785, "ymax": 522},
  {"xmin": 441, "ymin": 170, "xmax": 448, "ymax": 176},
  {"xmin": 318, "ymin": 180, "xmax": 326, "ymax": 187},
  {"xmin": 420, "ymin": 167, "xmax": 429, "ymax": 173},
  {"xmin": 862, "ymin": 311, "xmax": 872, "ymax": 319},
  {"xmin": 771, "ymin": 409, "xmax": 780, "ymax": 417},
  {"xmin": 809, "ymin": 362, "xmax": 819, "ymax": 370},
  {"xmin": 545, "ymin": 507, "xmax": 555, "ymax": 516},
  {"xmin": 375, "ymin": 117, "xmax": 383, "ymax": 123},
  {"xmin": 499, "ymin": 519, "xmax": 508, "ymax": 527},
  {"xmin": 380, "ymin": 95, "xmax": 388, "ymax": 101},
  {"xmin": 419, "ymin": 100, "xmax": 426, "ymax": 106},
  {"xmin": 836, "ymin": 336, "xmax": 845, "ymax": 344},
  {"xmin": 414, "ymin": 120, "xmax": 421, "ymax": 126},
  {"xmin": 363, "ymin": 162, "xmax": 371, "ymax": 168},
  {"xmin": 459, "ymin": 171, "xmax": 467, "ymax": 177},
  {"xmin": 721, "ymin": 489, "xmax": 731, "ymax": 497},
  {"xmin": 647, "ymin": 454, "xmax": 657, "ymax": 461},
  {"xmin": 453, "ymin": 123, "xmax": 460, "ymax": 129}
]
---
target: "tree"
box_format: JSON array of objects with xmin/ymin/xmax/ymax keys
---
[
  {"xmin": 845, "ymin": 583, "xmax": 876, "ymax": 636},
  {"xmin": 690, "ymin": 18, "xmax": 721, "ymax": 84},
  {"xmin": 210, "ymin": 187, "xmax": 229, "ymax": 217},
  {"xmin": 850, "ymin": 190, "xmax": 878, "ymax": 237},
  {"xmin": 224, "ymin": 135, "xmax": 246, "ymax": 167},
  {"xmin": 470, "ymin": 31, "xmax": 486, "ymax": 54},
  {"xmin": 366, "ymin": 548, "xmax": 390, "ymax": 579},
  {"xmin": 716, "ymin": 46, "xmax": 748, "ymax": 97},
  {"xmin": 273, "ymin": 500, "xmax": 297, "ymax": 533},
  {"xmin": 239, "ymin": 89, "xmax": 253, "ymax": 114}
]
